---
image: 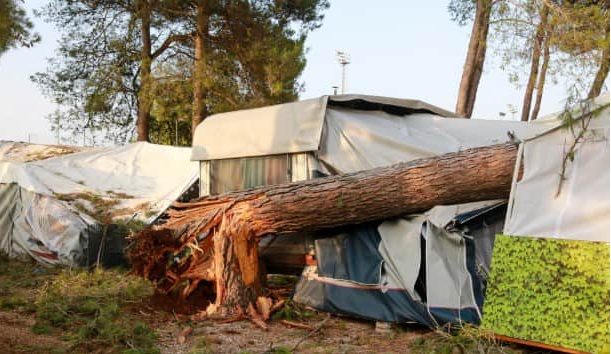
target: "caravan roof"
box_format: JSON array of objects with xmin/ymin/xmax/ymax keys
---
[
  {"xmin": 191, "ymin": 94, "xmax": 555, "ymax": 174},
  {"xmin": 191, "ymin": 94, "xmax": 460, "ymax": 161}
]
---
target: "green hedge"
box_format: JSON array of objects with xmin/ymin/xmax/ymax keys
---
[{"xmin": 482, "ymin": 235, "xmax": 610, "ymax": 353}]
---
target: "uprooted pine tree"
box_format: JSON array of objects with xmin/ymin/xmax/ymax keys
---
[{"xmin": 127, "ymin": 142, "xmax": 518, "ymax": 326}]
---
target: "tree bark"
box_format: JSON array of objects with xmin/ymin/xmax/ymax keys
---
[
  {"xmin": 521, "ymin": 5, "xmax": 549, "ymax": 122},
  {"xmin": 588, "ymin": 26, "xmax": 610, "ymax": 99},
  {"xmin": 137, "ymin": 0, "xmax": 152, "ymax": 142},
  {"xmin": 192, "ymin": 1, "xmax": 209, "ymax": 140},
  {"xmin": 128, "ymin": 143, "xmax": 518, "ymax": 318},
  {"xmin": 456, "ymin": 0, "xmax": 492, "ymax": 118}
]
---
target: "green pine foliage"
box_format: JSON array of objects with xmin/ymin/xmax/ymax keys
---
[
  {"xmin": 33, "ymin": 0, "xmax": 329, "ymax": 145},
  {"xmin": 0, "ymin": 0, "xmax": 40, "ymax": 56},
  {"xmin": 34, "ymin": 267, "xmax": 159, "ymax": 353},
  {"xmin": 482, "ymin": 235, "xmax": 610, "ymax": 353}
]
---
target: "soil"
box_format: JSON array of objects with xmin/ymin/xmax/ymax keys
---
[
  {"xmin": 155, "ymin": 312, "xmax": 430, "ymax": 354},
  {"xmin": 145, "ymin": 289, "xmax": 431, "ymax": 354},
  {"xmin": 0, "ymin": 296, "xmax": 429, "ymax": 354},
  {"xmin": 0, "ymin": 311, "xmax": 68, "ymax": 353}
]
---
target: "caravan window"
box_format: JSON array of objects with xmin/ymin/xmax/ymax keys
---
[{"xmin": 209, "ymin": 154, "xmax": 291, "ymax": 195}]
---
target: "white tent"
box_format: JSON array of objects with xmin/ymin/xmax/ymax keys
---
[{"xmin": 0, "ymin": 142, "xmax": 198, "ymax": 266}]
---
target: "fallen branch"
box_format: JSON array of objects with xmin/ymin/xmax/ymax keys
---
[
  {"xmin": 280, "ymin": 320, "xmax": 314, "ymax": 330},
  {"xmin": 292, "ymin": 314, "xmax": 331, "ymax": 351}
]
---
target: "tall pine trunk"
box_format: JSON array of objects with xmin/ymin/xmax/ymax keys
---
[
  {"xmin": 521, "ymin": 5, "xmax": 549, "ymax": 122},
  {"xmin": 137, "ymin": 0, "xmax": 152, "ymax": 142},
  {"xmin": 530, "ymin": 31, "xmax": 550, "ymax": 121},
  {"xmin": 192, "ymin": 1, "xmax": 209, "ymax": 139},
  {"xmin": 588, "ymin": 26, "xmax": 610, "ymax": 99},
  {"xmin": 456, "ymin": 0, "xmax": 492, "ymax": 118}
]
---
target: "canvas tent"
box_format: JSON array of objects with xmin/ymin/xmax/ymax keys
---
[
  {"xmin": 0, "ymin": 142, "xmax": 198, "ymax": 266},
  {"xmin": 191, "ymin": 94, "xmax": 556, "ymax": 327}
]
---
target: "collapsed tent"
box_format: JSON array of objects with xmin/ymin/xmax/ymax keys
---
[
  {"xmin": 191, "ymin": 94, "xmax": 555, "ymax": 327},
  {"xmin": 0, "ymin": 142, "xmax": 198, "ymax": 266}
]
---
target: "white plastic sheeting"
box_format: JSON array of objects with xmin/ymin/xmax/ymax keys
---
[
  {"xmin": 319, "ymin": 107, "xmax": 554, "ymax": 173},
  {"xmin": 0, "ymin": 142, "xmax": 199, "ymax": 265},
  {"xmin": 0, "ymin": 184, "xmax": 97, "ymax": 265},
  {"xmin": 504, "ymin": 95, "xmax": 610, "ymax": 242}
]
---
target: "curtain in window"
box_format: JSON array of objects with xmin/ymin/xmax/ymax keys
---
[{"xmin": 210, "ymin": 154, "xmax": 290, "ymax": 195}]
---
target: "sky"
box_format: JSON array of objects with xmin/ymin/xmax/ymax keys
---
[{"xmin": 0, "ymin": 0, "xmax": 588, "ymax": 145}]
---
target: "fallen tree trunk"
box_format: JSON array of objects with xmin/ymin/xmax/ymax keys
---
[{"xmin": 127, "ymin": 143, "xmax": 518, "ymax": 319}]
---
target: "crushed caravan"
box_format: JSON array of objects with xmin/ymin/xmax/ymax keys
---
[
  {"xmin": 0, "ymin": 141, "xmax": 198, "ymax": 267},
  {"xmin": 190, "ymin": 94, "xmax": 557, "ymax": 327}
]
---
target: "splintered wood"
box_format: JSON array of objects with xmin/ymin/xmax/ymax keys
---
[{"xmin": 127, "ymin": 143, "xmax": 518, "ymax": 322}]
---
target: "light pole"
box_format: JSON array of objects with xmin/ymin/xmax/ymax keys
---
[{"xmin": 336, "ymin": 50, "xmax": 350, "ymax": 94}]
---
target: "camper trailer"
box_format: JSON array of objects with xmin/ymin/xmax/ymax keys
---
[{"xmin": 190, "ymin": 94, "xmax": 558, "ymax": 326}]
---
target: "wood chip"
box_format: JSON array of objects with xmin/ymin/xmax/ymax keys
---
[
  {"xmin": 270, "ymin": 299, "xmax": 285, "ymax": 315},
  {"xmin": 247, "ymin": 302, "xmax": 268, "ymax": 330},
  {"xmin": 256, "ymin": 296, "xmax": 273, "ymax": 320},
  {"xmin": 177, "ymin": 326, "xmax": 193, "ymax": 344},
  {"xmin": 280, "ymin": 319, "xmax": 314, "ymax": 330}
]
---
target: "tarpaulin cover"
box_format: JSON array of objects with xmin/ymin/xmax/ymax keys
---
[
  {"xmin": 504, "ymin": 94, "xmax": 610, "ymax": 242},
  {"xmin": 318, "ymin": 107, "xmax": 554, "ymax": 173},
  {"xmin": 0, "ymin": 142, "xmax": 198, "ymax": 265}
]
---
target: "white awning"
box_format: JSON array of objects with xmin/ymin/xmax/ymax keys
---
[{"xmin": 191, "ymin": 97, "xmax": 328, "ymax": 160}]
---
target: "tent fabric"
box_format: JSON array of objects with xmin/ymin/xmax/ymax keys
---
[
  {"xmin": 191, "ymin": 94, "xmax": 500, "ymax": 162},
  {"xmin": 327, "ymin": 94, "xmax": 460, "ymax": 118},
  {"xmin": 504, "ymin": 95, "xmax": 610, "ymax": 242},
  {"xmin": 9, "ymin": 188, "xmax": 95, "ymax": 265},
  {"xmin": 0, "ymin": 183, "xmax": 18, "ymax": 256},
  {"xmin": 0, "ymin": 142, "xmax": 198, "ymax": 265},
  {"xmin": 191, "ymin": 97, "xmax": 328, "ymax": 161},
  {"xmin": 1, "ymin": 142, "xmax": 198, "ymax": 222},
  {"xmin": 318, "ymin": 107, "xmax": 554, "ymax": 173},
  {"xmin": 0, "ymin": 141, "xmax": 91, "ymax": 162},
  {"xmin": 294, "ymin": 203, "xmax": 493, "ymax": 327},
  {"xmin": 191, "ymin": 94, "xmax": 555, "ymax": 173}
]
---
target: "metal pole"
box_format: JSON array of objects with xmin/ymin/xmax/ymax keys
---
[
  {"xmin": 336, "ymin": 50, "xmax": 350, "ymax": 95},
  {"xmin": 341, "ymin": 64, "xmax": 346, "ymax": 94}
]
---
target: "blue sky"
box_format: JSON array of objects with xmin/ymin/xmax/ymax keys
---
[{"xmin": 0, "ymin": 1, "xmax": 586, "ymax": 145}]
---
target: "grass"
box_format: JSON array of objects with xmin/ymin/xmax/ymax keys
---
[
  {"xmin": 271, "ymin": 299, "xmax": 317, "ymax": 322},
  {"xmin": 33, "ymin": 267, "xmax": 159, "ymax": 353},
  {"xmin": 409, "ymin": 324, "xmax": 524, "ymax": 354},
  {"xmin": 0, "ymin": 253, "xmax": 160, "ymax": 353},
  {"xmin": 0, "ymin": 252, "xmax": 545, "ymax": 354},
  {"xmin": 0, "ymin": 253, "xmax": 59, "ymax": 313}
]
